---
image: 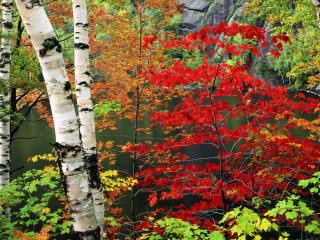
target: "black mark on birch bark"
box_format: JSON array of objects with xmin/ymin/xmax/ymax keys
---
[
  {"xmin": 64, "ymin": 81, "xmax": 72, "ymax": 91},
  {"xmin": 78, "ymin": 81, "xmax": 89, "ymax": 87},
  {"xmin": 74, "ymin": 43, "xmax": 89, "ymax": 49},
  {"xmin": 3, "ymin": 21, "xmax": 13, "ymax": 29},
  {"xmin": 80, "ymin": 108, "xmax": 93, "ymax": 112},
  {"xmin": 39, "ymin": 37, "xmax": 62, "ymax": 57},
  {"xmin": 84, "ymin": 154, "xmax": 101, "ymax": 189},
  {"xmin": 26, "ymin": 0, "xmax": 42, "ymax": 9},
  {"xmin": 73, "ymin": 226, "xmax": 100, "ymax": 240}
]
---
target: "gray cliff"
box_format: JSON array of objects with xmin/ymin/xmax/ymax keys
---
[
  {"xmin": 178, "ymin": 0, "xmax": 281, "ymax": 85},
  {"xmin": 179, "ymin": 0, "xmax": 245, "ymax": 34}
]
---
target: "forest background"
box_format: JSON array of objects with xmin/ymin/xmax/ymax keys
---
[{"xmin": 0, "ymin": 0, "xmax": 319, "ymax": 239}]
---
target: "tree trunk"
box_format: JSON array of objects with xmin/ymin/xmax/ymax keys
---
[
  {"xmin": 14, "ymin": 1, "xmax": 100, "ymax": 239},
  {"xmin": 72, "ymin": 0, "xmax": 105, "ymax": 228},
  {"xmin": 0, "ymin": 0, "xmax": 13, "ymax": 199}
]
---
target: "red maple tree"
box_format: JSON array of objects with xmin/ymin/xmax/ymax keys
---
[{"xmin": 128, "ymin": 23, "xmax": 320, "ymax": 235}]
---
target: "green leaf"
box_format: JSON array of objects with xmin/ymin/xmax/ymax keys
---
[
  {"xmin": 260, "ymin": 218, "xmax": 272, "ymax": 231},
  {"xmin": 305, "ymin": 220, "xmax": 320, "ymax": 234},
  {"xmin": 285, "ymin": 211, "xmax": 298, "ymax": 220},
  {"xmin": 310, "ymin": 187, "xmax": 319, "ymax": 193},
  {"xmin": 94, "ymin": 101, "xmax": 122, "ymax": 117}
]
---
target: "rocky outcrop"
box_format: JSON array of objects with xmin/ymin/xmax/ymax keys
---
[
  {"xmin": 179, "ymin": 0, "xmax": 245, "ymax": 34},
  {"xmin": 178, "ymin": 0, "xmax": 320, "ymax": 90},
  {"xmin": 178, "ymin": 0, "xmax": 282, "ymax": 86}
]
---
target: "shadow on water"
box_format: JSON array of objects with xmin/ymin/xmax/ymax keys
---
[
  {"xmin": 11, "ymin": 110, "xmax": 55, "ymax": 179},
  {"xmin": 11, "ymin": 108, "xmax": 223, "ymax": 224}
]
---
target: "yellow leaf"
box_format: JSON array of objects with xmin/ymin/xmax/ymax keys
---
[
  {"xmin": 254, "ymin": 235, "xmax": 262, "ymax": 240},
  {"xmin": 43, "ymin": 166, "xmax": 55, "ymax": 173},
  {"xmin": 41, "ymin": 207, "xmax": 51, "ymax": 215}
]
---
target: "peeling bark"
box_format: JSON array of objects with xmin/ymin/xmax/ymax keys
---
[
  {"xmin": 72, "ymin": 0, "xmax": 105, "ymax": 228},
  {"xmin": 14, "ymin": 0, "xmax": 100, "ymax": 238}
]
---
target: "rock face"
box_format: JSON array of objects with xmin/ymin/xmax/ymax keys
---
[
  {"xmin": 178, "ymin": 0, "xmax": 281, "ymax": 85},
  {"xmin": 179, "ymin": 0, "xmax": 246, "ymax": 34}
]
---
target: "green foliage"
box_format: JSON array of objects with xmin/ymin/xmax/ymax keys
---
[
  {"xmin": 244, "ymin": 0, "xmax": 318, "ymax": 34},
  {"xmin": 0, "ymin": 212, "xmax": 14, "ymax": 239},
  {"xmin": 305, "ymin": 220, "xmax": 320, "ymax": 235},
  {"xmin": 165, "ymin": 14, "xmax": 183, "ymax": 32},
  {"xmin": 141, "ymin": 196, "xmax": 319, "ymax": 240},
  {"xmin": 269, "ymin": 30, "xmax": 320, "ymax": 88},
  {"xmin": 266, "ymin": 195, "xmax": 313, "ymax": 220},
  {"xmin": 298, "ymin": 171, "xmax": 320, "ymax": 195},
  {"xmin": 99, "ymin": 0, "xmax": 132, "ymax": 11},
  {"xmin": 11, "ymin": 46, "xmax": 42, "ymax": 90},
  {"xmin": 140, "ymin": 217, "xmax": 225, "ymax": 240},
  {"xmin": 94, "ymin": 100, "xmax": 122, "ymax": 118},
  {"xmin": 106, "ymin": 216, "xmax": 118, "ymax": 227},
  {"xmin": 165, "ymin": 47, "xmax": 205, "ymax": 70},
  {"xmin": 266, "ymin": 195, "xmax": 320, "ymax": 234},
  {"xmin": 220, "ymin": 207, "xmax": 277, "ymax": 240},
  {"xmin": 244, "ymin": 0, "xmax": 320, "ymax": 88},
  {"xmin": 0, "ymin": 105, "xmax": 11, "ymax": 122},
  {"xmin": 0, "ymin": 167, "xmax": 72, "ymax": 239},
  {"xmin": 144, "ymin": 193, "xmax": 319, "ymax": 240}
]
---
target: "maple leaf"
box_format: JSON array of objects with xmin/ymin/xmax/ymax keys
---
[
  {"xmin": 148, "ymin": 192, "xmax": 158, "ymax": 207},
  {"xmin": 35, "ymin": 225, "xmax": 52, "ymax": 240},
  {"xmin": 13, "ymin": 230, "xmax": 33, "ymax": 240}
]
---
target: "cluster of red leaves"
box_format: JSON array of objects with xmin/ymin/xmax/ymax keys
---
[
  {"xmin": 133, "ymin": 23, "xmax": 319, "ymax": 230},
  {"xmin": 162, "ymin": 22, "xmax": 268, "ymax": 55}
]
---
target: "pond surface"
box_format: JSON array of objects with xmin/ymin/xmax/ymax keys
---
[{"xmin": 11, "ymin": 107, "xmax": 225, "ymax": 224}]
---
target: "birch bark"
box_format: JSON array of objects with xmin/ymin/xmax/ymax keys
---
[
  {"xmin": 14, "ymin": 1, "xmax": 100, "ymax": 239},
  {"xmin": 72, "ymin": 0, "xmax": 105, "ymax": 227},
  {"xmin": 0, "ymin": 0, "xmax": 13, "ymax": 194}
]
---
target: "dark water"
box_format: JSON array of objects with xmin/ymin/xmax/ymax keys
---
[
  {"xmin": 11, "ymin": 110, "xmax": 55, "ymax": 178},
  {"xmin": 10, "ymin": 104, "xmax": 312, "ymax": 239},
  {"xmin": 11, "ymin": 107, "xmax": 238, "ymax": 224}
]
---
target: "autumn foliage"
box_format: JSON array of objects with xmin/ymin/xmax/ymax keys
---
[
  {"xmin": 123, "ymin": 22, "xmax": 320, "ymax": 237},
  {"xmin": 2, "ymin": 1, "xmax": 320, "ymax": 239}
]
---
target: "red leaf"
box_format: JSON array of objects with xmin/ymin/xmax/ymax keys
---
[
  {"xmin": 148, "ymin": 193, "xmax": 158, "ymax": 207},
  {"xmin": 270, "ymin": 49, "xmax": 281, "ymax": 58}
]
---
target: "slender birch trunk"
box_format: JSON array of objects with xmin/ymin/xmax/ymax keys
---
[
  {"xmin": 0, "ymin": 0, "xmax": 13, "ymax": 197},
  {"xmin": 14, "ymin": 1, "xmax": 100, "ymax": 239},
  {"xmin": 72, "ymin": 0, "xmax": 104, "ymax": 228}
]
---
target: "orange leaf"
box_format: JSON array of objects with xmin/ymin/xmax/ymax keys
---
[
  {"xmin": 13, "ymin": 229, "xmax": 33, "ymax": 240},
  {"xmin": 35, "ymin": 225, "xmax": 52, "ymax": 240},
  {"xmin": 148, "ymin": 192, "xmax": 158, "ymax": 207}
]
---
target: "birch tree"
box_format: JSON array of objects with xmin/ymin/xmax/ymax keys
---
[
  {"xmin": 72, "ymin": 0, "xmax": 104, "ymax": 227},
  {"xmin": 14, "ymin": 1, "xmax": 100, "ymax": 238},
  {"xmin": 0, "ymin": 0, "xmax": 13, "ymax": 194}
]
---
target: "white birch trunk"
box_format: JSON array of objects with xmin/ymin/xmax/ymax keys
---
[
  {"xmin": 14, "ymin": 1, "xmax": 100, "ymax": 238},
  {"xmin": 0, "ymin": 0, "xmax": 13, "ymax": 196},
  {"xmin": 72, "ymin": 0, "xmax": 105, "ymax": 228}
]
